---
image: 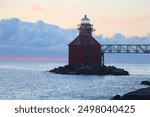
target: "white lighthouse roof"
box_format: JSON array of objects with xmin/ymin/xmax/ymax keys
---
[
  {"xmin": 82, "ymin": 15, "xmax": 89, "ymax": 20},
  {"xmin": 81, "ymin": 15, "xmax": 90, "ymax": 24}
]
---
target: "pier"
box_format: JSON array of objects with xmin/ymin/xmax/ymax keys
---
[{"xmin": 101, "ymin": 44, "xmax": 150, "ymax": 65}]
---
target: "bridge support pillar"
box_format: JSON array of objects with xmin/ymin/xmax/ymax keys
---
[{"xmin": 101, "ymin": 52, "xmax": 104, "ymax": 66}]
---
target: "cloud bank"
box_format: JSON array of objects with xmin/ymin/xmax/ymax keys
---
[
  {"xmin": 0, "ymin": 18, "xmax": 77, "ymax": 60},
  {"xmin": 96, "ymin": 33, "xmax": 150, "ymax": 44},
  {"xmin": 0, "ymin": 18, "xmax": 77, "ymax": 48},
  {"xmin": 0, "ymin": 18, "xmax": 149, "ymax": 62}
]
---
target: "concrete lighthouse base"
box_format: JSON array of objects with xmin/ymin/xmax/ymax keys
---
[{"xmin": 49, "ymin": 64, "xmax": 129, "ymax": 75}]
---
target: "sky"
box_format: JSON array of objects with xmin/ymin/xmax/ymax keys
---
[
  {"xmin": 0, "ymin": 18, "xmax": 149, "ymax": 62},
  {"xmin": 0, "ymin": 0, "xmax": 150, "ymax": 62},
  {"xmin": 0, "ymin": 0, "xmax": 150, "ymax": 36}
]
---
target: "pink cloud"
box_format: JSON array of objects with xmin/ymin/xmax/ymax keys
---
[
  {"xmin": 29, "ymin": 4, "xmax": 46, "ymax": 11},
  {"xmin": 0, "ymin": 56, "xmax": 67, "ymax": 62},
  {"xmin": 98, "ymin": 13, "xmax": 150, "ymax": 25}
]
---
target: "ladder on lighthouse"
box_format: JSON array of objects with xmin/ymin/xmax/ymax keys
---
[{"xmin": 101, "ymin": 44, "xmax": 150, "ymax": 65}]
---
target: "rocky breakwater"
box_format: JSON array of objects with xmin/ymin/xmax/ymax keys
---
[
  {"xmin": 112, "ymin": 87, "xmax": 150, "ymax": 100},
  {"xmin": 50, "ymin": 64, "xmax": 129, "ymax": 75},
  {"xmin": 141, "ymin": 81, "xmax": 150, "ymax": 86},
  {"xmin": 112, "ymin": 81, "xmax": 150, "ymax": 100}
]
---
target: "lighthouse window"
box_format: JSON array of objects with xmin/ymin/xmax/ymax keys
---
[{"xmin": 81, "ymin": 19, "xmax": 90, "ymax": 24}]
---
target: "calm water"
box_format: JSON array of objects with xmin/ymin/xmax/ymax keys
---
[{"xmin": 0, "ymin": 62, "xmax": 149, "ymax": 100}]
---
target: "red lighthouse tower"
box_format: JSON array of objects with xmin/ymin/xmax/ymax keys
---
[{"xmin": 69, "ymin": 15, "xmax": 101, "ymax": 66}]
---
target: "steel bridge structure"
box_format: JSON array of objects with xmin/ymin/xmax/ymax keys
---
[{"xmin": 101, "ymin": 44, "xmax": 150, "ymax": 65}]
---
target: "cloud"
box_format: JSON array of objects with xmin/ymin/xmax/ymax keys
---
[
  {"xmin": 0, "ymin": 18, "xmax": 149, "ymax": 62},
  {"xmin": 95, "ymin": 33, "xmax": 150, "ymax": 44},
  {"xmin": 0, "ymin": 18, "xmax": 77, "ymax": 60},
  {"xmin": 0, "ymin": 18, "xmax": 77, "ymax": 48},
  {"xmin": 98, "ymin": 13, "xmax": 150, "ymax": 25},
  {"xmin": 29, "ymin": 4, "xmax": 46, "ymax": 12}
]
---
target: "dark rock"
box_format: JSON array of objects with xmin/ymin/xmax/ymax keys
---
[
  {"xmin": 111, "ymin": 95, "xmax": 122, "ymax": 100},
  {"xmin": 141, "ymin": 81, "xmax": 150, "ymax": 86},
  {"xmin": 112, "ymin": 87, "xmax": 150, "ymax": 100},
  {"xmin": 49, "ymin": 64, "xmax": 129, "ymax": 75}
]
